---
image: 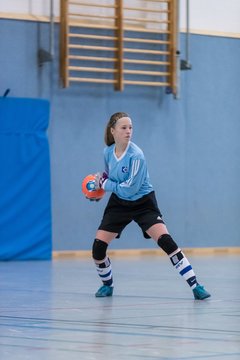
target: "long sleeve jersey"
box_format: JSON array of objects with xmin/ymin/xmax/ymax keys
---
[{"xmin": 102, "ymin": 141, "xmax": 153, "ymax": 201}]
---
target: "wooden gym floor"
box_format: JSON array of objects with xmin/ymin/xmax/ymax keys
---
[{"xmin": 0, "ymin": 254, "xmax": 239, "ymax": 359}]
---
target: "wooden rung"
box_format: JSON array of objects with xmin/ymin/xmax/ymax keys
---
[
  {"xmin": 69, "ymin": 33, "xmax": 117, "ymax": 41},
  {"xmin": 124, "ymin": 69, "xmax": 170, "ymax": 76},
  {"xmin": 124, "ymin": 37, "xmax": 169, "ymax": 45},
  {"xmin": 69, "ymin": 44, "xmax": 117, "ymax": 51},
  {"xmin": 124, "ymin": 17, "xmax": 169, "ymax": 24},
  {"xmin": 124, "ymin": 80, "xmax": 170, "ymax": 86},
  {"xmin": 69, "ymin": 66, "xmax": 117, "ymax": 73},
  {"xmin": 69, "ymin": 1, "xmax": 116, "ymax": 9},
  {"xmin": 69, "ymin": 47, "xmax": 170, "ymax": 55},
  {"xmin": 69, "ymin": 55, "xmax": 117, "ymax": 62},
  {"xmin": 124, "ymin": 48, "xmax": 169, "ymax": 55},
  {"xmin": 68, "ymin": 56, "xmax": 169, "ymax": 66},
  {"xmin": 69, "ymin": 77, "xmax": 117, "ymax": 84},
  {"xmin": 142, "ymin": 0, "xmax": 170, "ymax": 3},
  {"xmin": 124, "ymin": 6, "xmax": 169, "ymax": 14},
  {"xmin": 69, "ymin": 13, "xmax": 117, "ymax": 20},
  {"xmin": 68, "ymin": 34, "xmax": 169, "ymax": 45},
  {"xmin": 69, "ymin": 21, "xmax": 117, "ymax": 30},
  {"xmin": 124, "ymin": 26, "xmax": 170, "ymax": 34},
  {"xmin": 68, "ymin": 2, "xmax": 169, "ymax": 11},
  {"xmin": 124, "ymin": 59, "xmax": 170, "ymax": 65},
  {"xmin": 68, "ymin": 21, "xmax": 169, "ymax": 33}
]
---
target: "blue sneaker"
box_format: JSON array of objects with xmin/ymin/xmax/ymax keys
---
[
  {"xmin": 193, "ymin": 284, "xmax": 211, "ymax": 300},
  {"xmin": 95, "ymin": 285, "xmax": 113, "ymax": 297}
]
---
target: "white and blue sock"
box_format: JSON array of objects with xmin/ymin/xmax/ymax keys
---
[
  {"xmin": 95, "ymin": 257, "xmax": 113, "ymax": 287},
  {"xmin": 169, "ymin": 249, "xmax": 198, "ymax": 289}
]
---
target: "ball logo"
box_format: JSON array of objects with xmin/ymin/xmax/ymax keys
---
[
  {"xmin": 86, "ymin": 180, "xmax": 95, "ymax": 191},
  {"xmin": 122, "ymin": 166, "xmax": 128, "ymax": 173}
]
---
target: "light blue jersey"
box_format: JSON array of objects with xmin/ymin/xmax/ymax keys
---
[{"xmin": 102, "ymin": 141, "xmax": 153, "ymax": 201}]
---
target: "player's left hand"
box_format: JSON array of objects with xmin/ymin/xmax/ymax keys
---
[{"xmin": 94, "ymin": 172, "xmax": 108, "ymax": 189}]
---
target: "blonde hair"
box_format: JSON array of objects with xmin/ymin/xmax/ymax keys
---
[{"xmin": 104, "ymin": 112, "xmax": 130, "ymax": 146}]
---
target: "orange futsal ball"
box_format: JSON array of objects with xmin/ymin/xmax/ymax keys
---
[{"xmin": 82, "ymin": 174, "xmax": 105, "ymax": 200}]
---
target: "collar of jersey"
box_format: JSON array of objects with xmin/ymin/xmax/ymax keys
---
[{"xmin": 113, "ymin": 141, "xmax": 131, "ymax": 161}]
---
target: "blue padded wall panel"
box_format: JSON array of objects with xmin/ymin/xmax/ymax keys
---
[{"xmin": 0, "ymin": 97, "xmax": 52, "ymax": 260}]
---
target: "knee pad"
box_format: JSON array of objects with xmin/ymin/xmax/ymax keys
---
[
  {"xmin": 92, "ymin": 239, "xmax": 108, "ymax": 260},
  {"xmin": 157, "ymin": 234, "xmax": 178, "ymax": 255}
]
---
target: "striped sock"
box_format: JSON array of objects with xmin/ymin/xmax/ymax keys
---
[
  {"xmin": 95, "ymin": 257, "xmax": 113, "ymax": 287},
  {"xmin": 169, "ymin": 249, "xmax": 198, "ymax": 289}
]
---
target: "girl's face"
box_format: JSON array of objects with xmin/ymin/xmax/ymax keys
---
[{"xmin": 111, "ymin": 117, "xmax": 133, "ymax": 145}]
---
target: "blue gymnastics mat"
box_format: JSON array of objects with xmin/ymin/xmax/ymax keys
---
[{"xmin": 0, "ymin": 97, "xmax": 52, "ymax": 260}]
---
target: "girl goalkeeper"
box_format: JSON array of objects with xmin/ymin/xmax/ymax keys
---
[{"xmin": 90, "ymin": 112, "xmax": 210, "ymax": 300}]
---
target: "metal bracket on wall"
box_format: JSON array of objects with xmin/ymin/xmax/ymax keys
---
[
  {"xmin": 180, "ymin": 59, "xmax": 192, "ymax": 70},
  {"xmin": 38, "ymin": 49, "xmax": 53, "ymax": 67}
]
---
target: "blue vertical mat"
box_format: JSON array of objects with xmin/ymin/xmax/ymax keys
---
[{"xmin": 0, "ymin": 97, "xmax": 52, "ymax": 260}]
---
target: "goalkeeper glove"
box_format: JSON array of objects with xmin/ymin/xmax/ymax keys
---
[{"xmin": 94, "ymin": 172, "xmax": 108, "ymax": 190}]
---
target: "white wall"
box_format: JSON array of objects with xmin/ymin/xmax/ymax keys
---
[
  {"xmin": 180, "ymin": 0, "xmax": 240, "ymax": 34},
  {"xmin": 1, "ymin": 0, "xmax": 240, "ymax": 34},
  {"xmin": 0, "ymin": 0, "xmax": 58, "ymax": 17}
]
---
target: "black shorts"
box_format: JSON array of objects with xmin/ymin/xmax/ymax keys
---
[{"xmin": 98, "ymin": 191, "xmax": 164, "ymax": 239}]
